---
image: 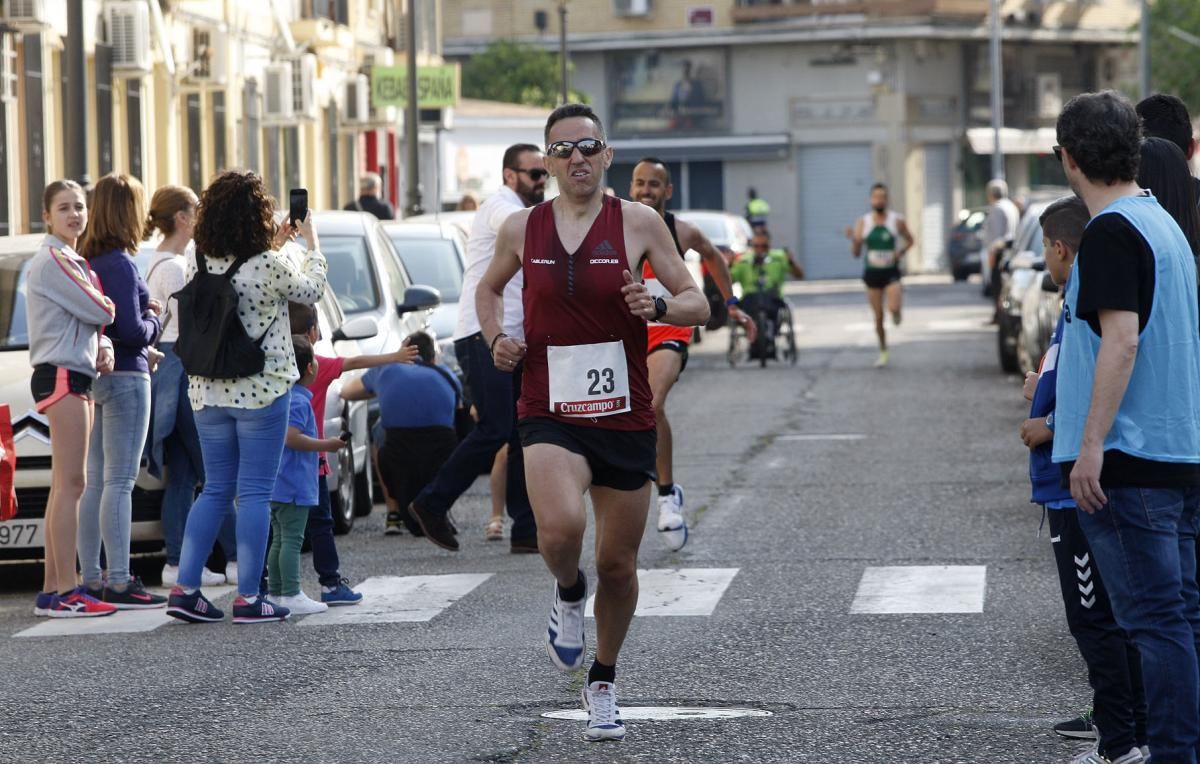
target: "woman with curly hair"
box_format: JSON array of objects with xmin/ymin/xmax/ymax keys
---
[
  {"xmin": 165, "ymin": 171, "xmax": 327, "ymax": 625},
  {"xmin": 144, "ymin": 184, "xmax": 236, "ymax": 588},
  {"xmin": 78, "ymin": 173, "xmax": 167, "ymax": 610}
]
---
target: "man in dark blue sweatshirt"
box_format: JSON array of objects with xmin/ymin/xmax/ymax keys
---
[{"xmin": 1022, "ymin": 196, "xmax": 1147, "ymax": 763}]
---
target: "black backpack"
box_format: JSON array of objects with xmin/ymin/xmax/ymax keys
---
[{"xmin": 173, "ymin": 252, "xmax": 272, "ymax": 379}]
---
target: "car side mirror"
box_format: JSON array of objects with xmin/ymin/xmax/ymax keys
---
[
  {"xmin": 332, "ymin": 315, "xmax": 379, "ymax": 342},
  {"xmin": 1041, "ymin": 272, "xmax": 1060, "ymax": 294},
  {"xmin": 397, "ymin": 285, "xmax": 441, "ymax": 315}
]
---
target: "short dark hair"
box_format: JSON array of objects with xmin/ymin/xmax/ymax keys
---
[
  {"xmin": 871, "ymin": 182, "xmax": 888, "ymax": 193},
  {"xmin": 405, "ymin": 331, "xmax": 435, "ymax": 364},
  {"xmin": 292, "ymin": 334, "xmax": 314, "ymax": 377},
  {"xmin": 502, "ymin": 143, "xmax": 542, "ymax": 172},
  {"xmin": 1138, "ymin": 137, "xmax": 1200, "ymax": 257},
  {"xmin": 635, "ymin": 157, "xmax": 672, "ymax": 185},
  {"xmin": 1137, "ymin": 93, "xmax": 1193, "ymax": 156},
  {"xmin": 1056, "ymin": 91, "xmax": 1142, "ymax": 185},
  {"xmin": 545, "ymin": 103, "xmax": 605, "ymax": 144},
  {"xmin": 1038, "ymin": 196, "xmax": 1090, "ymax": 254},
  {"xmin": 288, "ymin": 301, "xmax": 317, "ymax": 335}
]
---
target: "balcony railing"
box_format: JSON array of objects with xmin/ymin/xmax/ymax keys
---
[{"xmin": 732, "ymin": 0, "xmax": 989, "ymax": 24}]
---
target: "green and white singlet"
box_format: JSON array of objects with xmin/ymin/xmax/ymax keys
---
[{"xmin": 860, "ymin": 211, "xmax": 902, "ymax": 271}]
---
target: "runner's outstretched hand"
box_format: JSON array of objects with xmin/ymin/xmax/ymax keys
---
[{"xmin": 621, "ymin": 270, "xmax": 656, "ymax": 320}]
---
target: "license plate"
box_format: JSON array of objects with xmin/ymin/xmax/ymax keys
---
[{"xmin": 0, "ymin": 520, "xmax": 44, "ymax": 548}]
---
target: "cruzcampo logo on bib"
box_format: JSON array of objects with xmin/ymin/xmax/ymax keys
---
[{"xmin": 547, "ymin": 341, "xmax": 631, "ymax": 417}]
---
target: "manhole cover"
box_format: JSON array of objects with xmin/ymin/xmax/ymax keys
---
[{"xmin": 542, "ymin": 707, "xmax": 773, "ymax": 722}]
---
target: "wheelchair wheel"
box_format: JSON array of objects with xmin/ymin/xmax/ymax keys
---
[{"xmin": 779, "ymin": 306, "xmax": 798, "ymax": 365}]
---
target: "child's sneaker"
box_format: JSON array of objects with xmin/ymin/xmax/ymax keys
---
[
  {"xmin": 276, "ymin": 592, "xmax": 328, "ymax": 615},
  {"xmin": 224, "ymin": 562, "xmax": 239, "ymax": 588},
  {"xmin": 33, "ymin": 592, "xmax": 58, "ymax": 617},
  {"xmin": 102, "ymin": 577, "xmax": 167, "ymax": 610},
  {"xmin": 161, "ymin": 564, "xmax": 225, "ymax": 588},
  {"xmin": 321, "ymin": 579, "xmax": 363, "ymax": 606},
  {"xmin": 48, "ymin": 587, "xmax": 118, "ymax": 618},
  {"xmin": 166, "ymin": 586, "xmax": 224, "ymax": 623},
  {"xmin": 232, "ymin": 595, "xmax": 289, "ymax": 624}
]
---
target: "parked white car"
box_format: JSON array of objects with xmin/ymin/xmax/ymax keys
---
[{"xmin": 382, "ymin": 219, "xmax": 468, "ymax": 372}]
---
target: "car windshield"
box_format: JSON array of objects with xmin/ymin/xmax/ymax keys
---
[
  {"xmin": 0, "ymin": 254, "xmax": 32, "ymax": 350},
  {"xmin": 388, "ymin": 237, "xmax": 462, "ymax": 302},
  {"xmin": 682, "ymin": 215, "xmax": 729, "ymax": 246},
  {"xmin": 317, "ymin": 235, "xmax": 380, "ymax": 314}
]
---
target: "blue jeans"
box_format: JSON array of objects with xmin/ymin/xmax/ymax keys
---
[
  {"xmin": 1078, "ymin": 486, "xmax": 1200, "ymax": 762},
  {"xmin": 78, "ymin": 373, "xmax": 151, "ymax": 587},
  {"xmin": 413, "ymin": 333, "xmax": 536, "ymax": 543},
  {"xmin": 178, "ymin": 393, "xmax": 288, "ymax": 596},
  {"xmin": 156, "ymin": 348, "xmax": 237, "ymax": 566},
  {"xmin": 307, "ymin": 474, "xmax": 340, "ymax": 587}
]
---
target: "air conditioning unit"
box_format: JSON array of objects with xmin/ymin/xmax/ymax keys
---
[
  {"xmin": 613, "ymin": 0, "xmax": 651, "ymax": 17},
  {"xmin": 185, "ymin": 25, "xmax": 228, "ymax": 84},
  {"xmin": 107, "ymin": 1, "xmax": 152, "ymax": 71},
  {"xmin": 291, "ymin": 53, "xmax": 318, "ymax": 120},
  {"xmin": 263, "ymin": 62, "xmax": 295, "ymax": 122},
  {"xmin": 3, "ymin": 0, "xmax": 49, "ymax": 25},
  {"xmin": 344, "ymin": 74, "xmax": 369, "ymax": 124}
]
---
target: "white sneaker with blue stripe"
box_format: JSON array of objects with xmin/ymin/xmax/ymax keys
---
[
  {"xmin": 582, "ymin": 681, "xmax": 625, "ymax": 742},
  {"xmin": 545, "ymin": 573, "xmax": 587, "ymax": 672}
]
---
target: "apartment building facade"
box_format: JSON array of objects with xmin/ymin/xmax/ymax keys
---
[
  {"xmin": 443, "ymin": 0, "xmax": 1138, "ymax": 278},
  {"xmin": 0, "ymin": 0, "xmax": 444, "ymax": 236}
]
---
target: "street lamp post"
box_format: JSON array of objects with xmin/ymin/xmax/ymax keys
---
[
  {"xmin": 558, "ymin": 2, "xmax": 568, "ymax": 105},
  {"xmin": 989, "ymin": 0, "xmax": 1004, "ymax": 182},
  {"xmin": 404, "ymin": 0, "xmax": 423, "ymax": 217}
]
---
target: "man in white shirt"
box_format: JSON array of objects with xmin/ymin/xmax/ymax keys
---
[
  {"xmin": 407, "ymin": 144, "xmax": 546, "ymax": 553},
  {"xmin": 982, "ymin": 177, "xmax": 1020, "ymax": 297}
]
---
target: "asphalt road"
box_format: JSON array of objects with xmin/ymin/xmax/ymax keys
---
[{"xmin": 0, "ymin": 277, "xmax": 1090, "ymax": 763}]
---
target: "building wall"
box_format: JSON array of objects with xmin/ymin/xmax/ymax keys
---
[{"xmin": 445, "ymin": 0, "xmax": 735, "ymax": 41}]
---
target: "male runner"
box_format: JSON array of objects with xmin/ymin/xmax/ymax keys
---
[
  {"xmin": 629, "ymin": 157, "xmax": 755, "ymax": 551},
  {"xmin": 478, "ymin": 104, "xmax": 708, "ymax": 742},
  {"xmin": 846, "ymin": 182, "xmax": 914, "ymax": 367}
]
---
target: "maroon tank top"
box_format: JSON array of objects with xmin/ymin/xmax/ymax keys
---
[{"xmin": 518, "ymin": 196, "xmax": 654, "ymax": 431}]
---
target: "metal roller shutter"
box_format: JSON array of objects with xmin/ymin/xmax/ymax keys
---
[
  {"xmin": 797, "ymin": 144, "xmax": 873, "ymax": 280},
  {"xmin": 921, "ymin": 144, "xmax": 952, "ymax": 273}
]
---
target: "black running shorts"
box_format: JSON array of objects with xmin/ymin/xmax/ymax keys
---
[
  {"xmin": 648, "ymin": 339, "xmax": 689, "ymax": 373},
  {"xmin": 863, "ymin": 267, "xmax": 902, "ymax": 290},
  {"xmin": 518, "ymin": 417, "xmax": 656, "ymax": 491}
]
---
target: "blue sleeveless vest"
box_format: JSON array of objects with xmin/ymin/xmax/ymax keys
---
[{"xmin": 1052, "ymin": 195, "xmax": 1200, "ymax": 465}]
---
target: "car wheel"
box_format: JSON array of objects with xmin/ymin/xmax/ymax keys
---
[
  {"xmin": 331, "ymin": 443, "xmax": 356, "ymax": 535},
  {"xmin": 952, "ymin": 267, "xmax": 967, "ymax": 282},
  {"xmin": 997, "ymin": 320, "xmax": 1020, "ymax": 374},
  {"xmin": 353, "ymin": 451, "xmax": 374, "ymax": 517}
]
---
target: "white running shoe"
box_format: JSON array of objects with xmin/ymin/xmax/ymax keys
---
[
  {"xmin": 545, "ymin": 574, "xmax": 587, "ymax": 672},
  {"xmin": 275, "ymin": 591, "xmax": 328, "ymax": 615},
  {"xmin": 582, "ymin": 681, "xmax": 626, "ymax": 742},
  {"xmin": 161, "ymin": 564, "xmax": 225, "ymax": 588},
  {"xmin": 656, "ymin": 485, "xmax": 688, "ymax": 552},
  {"xmin": 224, "ymin": 562, "xmax": 239, "ymax": 588}
]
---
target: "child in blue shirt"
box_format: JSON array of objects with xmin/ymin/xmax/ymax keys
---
[
  {"xmin": 268, "ymin": 336, "xmax": 349, "ymax": 615},
  {"xmin": 1021, "ymin": 197, "xmax": 1146, "ymax": 760}
]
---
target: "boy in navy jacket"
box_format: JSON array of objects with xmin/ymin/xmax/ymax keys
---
[{"xmin": 1021, "ymin": 197, "xmax": 1146, "ymax": 761}]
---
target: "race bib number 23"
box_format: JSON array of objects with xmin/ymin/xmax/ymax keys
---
[{"xmin": 547, "ymin": 341, "xmax": 631, "ymax": 418}]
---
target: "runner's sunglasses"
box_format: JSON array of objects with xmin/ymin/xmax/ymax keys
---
[{"xmin": 546, "ymin": 138, "xmax": 607, "ymax": 159}]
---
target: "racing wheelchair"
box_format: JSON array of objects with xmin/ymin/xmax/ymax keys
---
[{"xmin": 726, "ymin": 292, "xmax": 797, "ymax": 368}]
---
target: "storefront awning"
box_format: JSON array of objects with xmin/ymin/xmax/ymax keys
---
[
  {"xmin": 966, "ymin": 127, "xmax": 1059, "ymax": 156},
  {"xmin": 608, "ymin": 134, "xmax": 791, "ymax": 163}
]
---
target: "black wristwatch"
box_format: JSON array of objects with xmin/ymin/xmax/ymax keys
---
[{"xmin": 652, "ymin": 296, "xmax": 668, "ymax": 321}]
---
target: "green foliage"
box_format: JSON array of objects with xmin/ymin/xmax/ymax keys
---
[
  {"xmin": 461, "ymin": 40, "xmax": 590, "ymax": 108},
  {"xmin": 1148, "ymin": 0, "xmax": 1200, "ymax": 116}
]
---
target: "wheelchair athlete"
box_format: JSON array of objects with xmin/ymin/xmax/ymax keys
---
[{"xmin": 729, "ymin": 230, "xmax": 804, "ymax": 358}]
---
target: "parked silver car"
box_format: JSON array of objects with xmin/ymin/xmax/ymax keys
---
[{"xmin": 382, "ymin": 220, "xmax": 468, "ymax": 372}]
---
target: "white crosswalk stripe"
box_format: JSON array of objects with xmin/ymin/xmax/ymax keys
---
[
  {"xmin": 585, "ymin": 568, "xmax": 740, "ymax": 618},
  {"xmin": 298, "ymin": 573, "xmax": 493, "ymax": 627},
  {"xmin": 850, "ymin": 565, "xmax": 987, "ymax": 614}
]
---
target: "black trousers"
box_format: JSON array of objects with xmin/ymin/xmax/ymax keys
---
[
  {"xmin": 380, "ymin": 426, "xmax": 460, "ymax": 515},
  {"xmin": 1048, "ymin": 507, "xmax": 1148, "ymax": 757}
]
